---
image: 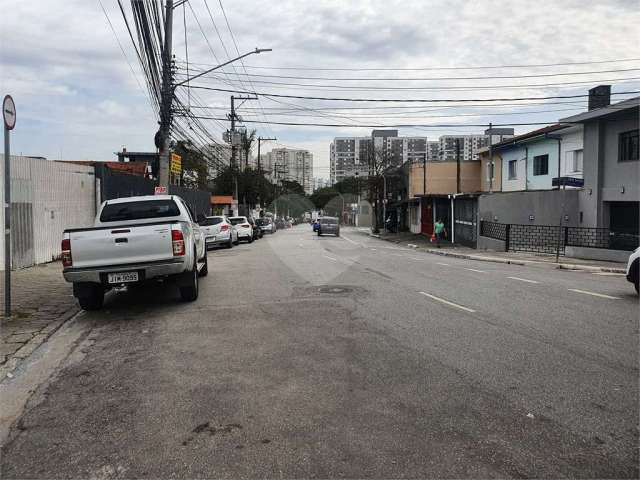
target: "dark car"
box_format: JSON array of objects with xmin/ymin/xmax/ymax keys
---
[
  {"xmin": 275, "ymin": 218, "xmax": 285, "ymax": 230},
  {"xmin": 317, "ymin": 216, "xmax": 340, "ymax": 236}
]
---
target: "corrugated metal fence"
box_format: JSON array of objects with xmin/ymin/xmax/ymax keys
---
[{"xmin": 0, "ymin": 156, "xmax": 96, "ymax": 270}]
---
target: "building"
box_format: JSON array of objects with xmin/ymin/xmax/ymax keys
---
[
  {"xmin": 560, "ymin": 94, "xmax": 639, "ymax": 238},
  {"xmin": 435, "ymin": 128, "xmax": 515, "ymax": 162},
  {"xmin": 264, "ymin": 148, "xmax": 313, "ymax": 195},
  {"xmin": 330, "ymin": 130, "xmax": 428, "ymax": 184},
  {"xmin": 205, "ymin": 143, "xmax": 232, "ymax": 179}
]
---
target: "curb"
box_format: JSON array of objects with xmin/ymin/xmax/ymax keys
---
[
  {"xmin": 352, "ymin": 229, "xmax": 625, "ymax": 272},
  {"xmin": 556, "ymin": 264, "xmax": 626, "ymax": 274},
  {"xmin": 0, "ymin": 307, "xmax": 81, "ymax": 380}
]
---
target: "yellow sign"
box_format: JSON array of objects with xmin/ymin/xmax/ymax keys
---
[{"xmin": 170, "ymin": 153, "xmax": 182, "ymax": 175}]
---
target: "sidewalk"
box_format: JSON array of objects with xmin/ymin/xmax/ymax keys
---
[
  {"xmin": 354, "ymin": 228, "xmax": 628, "ymax": 273},
  {"xmin": 0, "ymin": 262, "xmax": 79, "ymax": 377}
]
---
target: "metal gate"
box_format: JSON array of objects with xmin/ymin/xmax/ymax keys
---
[
  {"xmin": 10, "ymin": 178, "xmax": 35, "ymax": 269},
  {"xmin": 454, "ymin": 197, "xmax": 477, "ymax": 248},
  {"xmin": 420, "ymin": 198, "xmax": 433, "ymax": 235}
]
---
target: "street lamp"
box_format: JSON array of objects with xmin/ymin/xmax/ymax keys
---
[{"xmin": 173, "ymin": 48, "xmax": 272, "ymax": 89}]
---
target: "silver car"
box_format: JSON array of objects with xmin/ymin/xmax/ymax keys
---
[{"xmin": 317, "ymin": 217, "xmax": 340, "ymax": 236}]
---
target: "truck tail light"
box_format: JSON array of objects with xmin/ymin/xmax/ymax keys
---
[
  {"xmin": 220, "ymin": 224, "xmax": 229, "ymax": 231},
  {"xmin": 61, "ymin": 238, "xmax": 72, "ymax": 267},
  {"xmin": 172, "ymin": 229, "xmax": 185, "ymax": 256}
]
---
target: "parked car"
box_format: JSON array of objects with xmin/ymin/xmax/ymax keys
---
[
  {"xmin": 275, "ymin": 218, "xmax": 285, "ymax": 230},
  {"xmin": 248, "ymin": 217, "xmax": 263, "ymax": 240},
  {"xmin": 199, "ymin": 215, "xmax": 237, "ymax": 249},
  {"xmin": 626, "ymin": 247, "xmax": 639, "ymax": 293},
  {"xmin": 256, "ymin": 217, "xmax": 275, "ymax": 234},
  {"xmin": 229, "ymin": 216, "xmax": 254, "ymax": 243},
  {"xmin": 61, "ymin": 195, "xmax": 208, "ymax": 310},
  {"xmin": 317, "ymin": 216, "xmax": 340, "ymax": 237}
]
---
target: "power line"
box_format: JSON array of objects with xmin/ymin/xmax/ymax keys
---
[
  {"xmin": 175, "ymin": 57, "xmax": 640, "ymax": 72},
  {"xmin": 186, "ymin": 85, "xmax": 640, "ymax": 103},
  {"xmin": 180, "ymin": 74, "xmax": 640, "ymax": 91},
  {"xmin": 175, "ymin": 67, "xmax": 640, "ymax": 82}
]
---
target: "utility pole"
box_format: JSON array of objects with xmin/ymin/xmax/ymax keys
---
[
  {"xmin": 228, "ymin": 95, "xmax": 257, "ymax": 215},
  {"xmin": 488, "ymin": 122, "xmax": 493, "ymax": 192},
  {"xmin": 157, "ymin": 0, "xmax": 174, "ymax": 188}
]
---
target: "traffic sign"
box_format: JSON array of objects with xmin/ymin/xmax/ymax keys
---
[
  {"xmin": 3, "ymin": 95, "xmax": 16, "ymax": 130},
  {"xmin": 170, "ymin": 153, "xmax": 182, "ymax": 175}
]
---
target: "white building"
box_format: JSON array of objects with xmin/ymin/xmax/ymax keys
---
[{"xmin": 264, "ymin": 148, "xmax": 313, "ymax": 195}]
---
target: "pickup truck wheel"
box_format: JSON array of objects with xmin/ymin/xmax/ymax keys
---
[
  {"xmin": 248, "ymin": 235, "xmax": 254, "ymax": 243},
  {"xmin": 227, "ymin": 236, "xmax": 233, "ymax": 248},
  {"xmin": 180, "ymin": 261, "xmax": 199, "ymax": 302},
  {"xmin": 199, "ymin": 252, "xmax": 208, "ymax": 277},
  {"xmin": 77, "ymin": 284, "xmax": 104, "ymax": 311}
]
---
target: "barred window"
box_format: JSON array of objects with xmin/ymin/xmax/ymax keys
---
[{"xmin": 619, "ymin": 129, "xmax": 639, "ymax": 162}]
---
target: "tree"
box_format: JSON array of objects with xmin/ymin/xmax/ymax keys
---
[
  {"xmin": 363, "ymin": 142, "xmax": 395, "ymax": 233},
  {"xmin": 241, "ymin": 129, "xmax": 257, "ymax": 170}
]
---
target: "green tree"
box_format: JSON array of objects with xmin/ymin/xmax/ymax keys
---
[{"xmin": 173, "ymin": 140, "xmax": 209, "ymax": 190}]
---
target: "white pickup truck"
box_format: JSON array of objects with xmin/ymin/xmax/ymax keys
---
[{"xmin": 62, "ymin": 195, "xmax": 208, "ymax": 310}]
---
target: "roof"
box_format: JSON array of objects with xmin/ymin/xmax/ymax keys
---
[
  {"xmin": 211, "ymin": 195, "xmax": 235, "ymax": 205},
  {"xmin": 559, "ymin": 96, "xmax": 640, "ymax": 123},
  {"xmin": 481, "ymin": 124, "xmax": 569, "ymax": 152},
  {"xmin": 59, "ymin": 160, "xmax": 148, "ymax": 176}
]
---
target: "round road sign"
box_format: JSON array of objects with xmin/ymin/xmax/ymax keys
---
[{"xmin": 3, "ymin": 95, "xmax": 16, "ymax": 130}]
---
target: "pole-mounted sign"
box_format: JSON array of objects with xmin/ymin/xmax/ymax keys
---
[{"xmin": 3, "ymin": 94, "xmax": 16, "ymax": 319}]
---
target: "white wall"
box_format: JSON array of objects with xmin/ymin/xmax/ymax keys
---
[
  {"xmin": 0, "ymin": 156, "xmax": 96, "ymax": 270},
  {"xmin": 559, "ymin": 126, "xmax": 584, "ymax": 178}
]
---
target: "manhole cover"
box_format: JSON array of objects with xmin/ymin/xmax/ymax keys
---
[{"xmin": 318, "ymin": 286, "xmax": 353, "ymax": 294}]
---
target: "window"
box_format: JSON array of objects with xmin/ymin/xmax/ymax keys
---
[
  {"xmin": 508, "ymin": 159, "xmax": 517, "ymax": 179},
  {"xmin": 100, "ymin": 199, "xmax": 180, "ymax": 222},
  {"xmin": 533, "ymin": 154, "xmax": 549, "ymax": 176},
  {"xmin": 619, "ymin": 129, "xmax": 639, "ymax": 162},
  {"xmin": 572, "ymin": 150, "xmax": 583, "ymax": 172}
]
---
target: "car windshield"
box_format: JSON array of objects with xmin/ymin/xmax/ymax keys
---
[
  {"xmin": 228, "ymin": 217, "xmax": 247, "ymax": 225},
  {"xmin": 199, "ymin": 217, "xmax": 223, "ymax": 226},
  {"xmin": 99, "ymin": 199, "xmax": 180, "ymax": 222}
]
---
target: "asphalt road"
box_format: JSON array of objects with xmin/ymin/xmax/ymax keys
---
[{"xmin": 1, "ymin": 226, "xmax": 638, "ymax": 479}]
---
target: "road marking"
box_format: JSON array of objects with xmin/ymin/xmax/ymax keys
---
[
  {"xmin": 465, "ymin": 268, "xmax": 486, "ymax": 273},
  {"xmin": 418, "ymin": 292, "xmax": 476, "ymax": 313},
  {"xmin": 410, "ymin": 257, "xmax": 425, "ymax": 261},
  {"xmin": 340, "ymin": 235, "xmax": 360, "ymax": 246},
  {"xmin": 436, "ymin": 262, "xmax": 449, "ymax": 266},
  {"xmin": 507, "ymin": 276, "xmax": 539, "ymax": 284},
  {"xmin": 371, "ymin": 248, "xmax": 377, "ymax": 251},
  {"xmin": 568, "ymin": 288, "xmax": 621, "ymax": 299},
  {"xmin": 391, "ymin": 253, "xmax": 406, "ymax": 257},
  {"xmin": 323, "ymin": 255, "xmax": 337, "ymax": 261},
  {"xmin": 592, "ymin": 272, "xmax": 624, "ymax": 276}
]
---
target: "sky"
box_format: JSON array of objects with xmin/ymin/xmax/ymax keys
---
[{"xmin": 1, "ymin": 0, "xmax": 639, "ymax": 181}]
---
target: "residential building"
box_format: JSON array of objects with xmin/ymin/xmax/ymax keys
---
[
  {"xmin": 436, "ymin": 128, "xmax": 515, "ymax": 162},
  {"xmin": 427, "ymin": 141, "xmax": 440, "ymax": 161},
  {"xmin": 330, "ymin": 130, "xmax": 427, "ymax": 184},
  {"xmin": 560, "ymin": 94, "xmax": 639, "ymax": 236},
  {"xmin": 264, "ymin": 148, "xmax": 313, "ymax": 195}
]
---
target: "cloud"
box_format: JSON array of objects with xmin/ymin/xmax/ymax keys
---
[{"xmin": 1, "ymin": 0, "xmax": 638, "ymax": 177}]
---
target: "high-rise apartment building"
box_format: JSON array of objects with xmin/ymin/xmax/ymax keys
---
[
  {"xmin": 330, "ymin": 130, "xmax": 428, "ymax": 184},
  {"xmin": 263, "ymin": 148, "xmax": 313, "ymax": 195},
  {"xmin": 434, "ymin": 129, "xmax": 515, "ymax": 162}
]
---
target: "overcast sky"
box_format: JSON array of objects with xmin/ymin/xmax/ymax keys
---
[{"xmin": 1, "ymin": 0, "xmax": 639, "ymax": 180}]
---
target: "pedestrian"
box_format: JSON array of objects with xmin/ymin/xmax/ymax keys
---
[{"xmin": 434, "ymin": 218, "xmax": 445, "ymax": 248}]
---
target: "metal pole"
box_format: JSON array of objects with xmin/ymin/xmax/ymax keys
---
[
  {"xmin": 455, "ymin": 139, "xmax": 461, "ymax": 194},
  {"xmin": 488, "ymin": 122, "xmax": 493, "ymax": 192},
  {"xmin": 158, "ymin": 0, "xmax": 174, "ymax": 188},
  {"xmin": 383, "ymin": 174, "xmax": 387, "ymax": 232},
  {"xmin": 422, "ymin": 152, "xmax": 426, "ymax": 195},
  {"xmin": 4, "ymin": 126, "xmax": 10, "ymax": 318}
]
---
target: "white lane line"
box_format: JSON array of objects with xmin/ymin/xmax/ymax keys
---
[
  {"xmin": 340, "ymin": 235, "xmax": 360, "ymax": 246},
  {"xmin": 323, "ymin": 255, "xmax": 337, "ymax": 261},
  {"xmin": 508, "ymin": 276, "xmax": 540, "ymax": 284},
  {"xmin": 410, "ymin": 257, "xmax": 425, "ymax": 261},
  {"xmin": 391, "ymin": 253, "xmax": 406, "ymax": 257},
  {"xmin": 592, "ymin": 272, "xmax": 624, "ymax": 276},
  {"xmin": 465, "ymin": 268, "xmax": 486, "ymax": 273},
  {"xmin": 568, "ymin": 288, "xmax": 621, "ymax": 299},
  {"xmin": 418, "ymin": 292, "xmax": 476, "ymax": 313},
  {"xmin": 436, "ymin": 262, "xmax": 450, "ymax": 266}
]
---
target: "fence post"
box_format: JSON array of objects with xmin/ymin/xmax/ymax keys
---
[{"xmin": 505, "ymin": 224, "xmax": 510, "ymax": 252}]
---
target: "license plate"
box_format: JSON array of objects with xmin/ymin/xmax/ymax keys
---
[{"xmin": 107, "ymin": 271, "xmax": 139, "ymax": 284}]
